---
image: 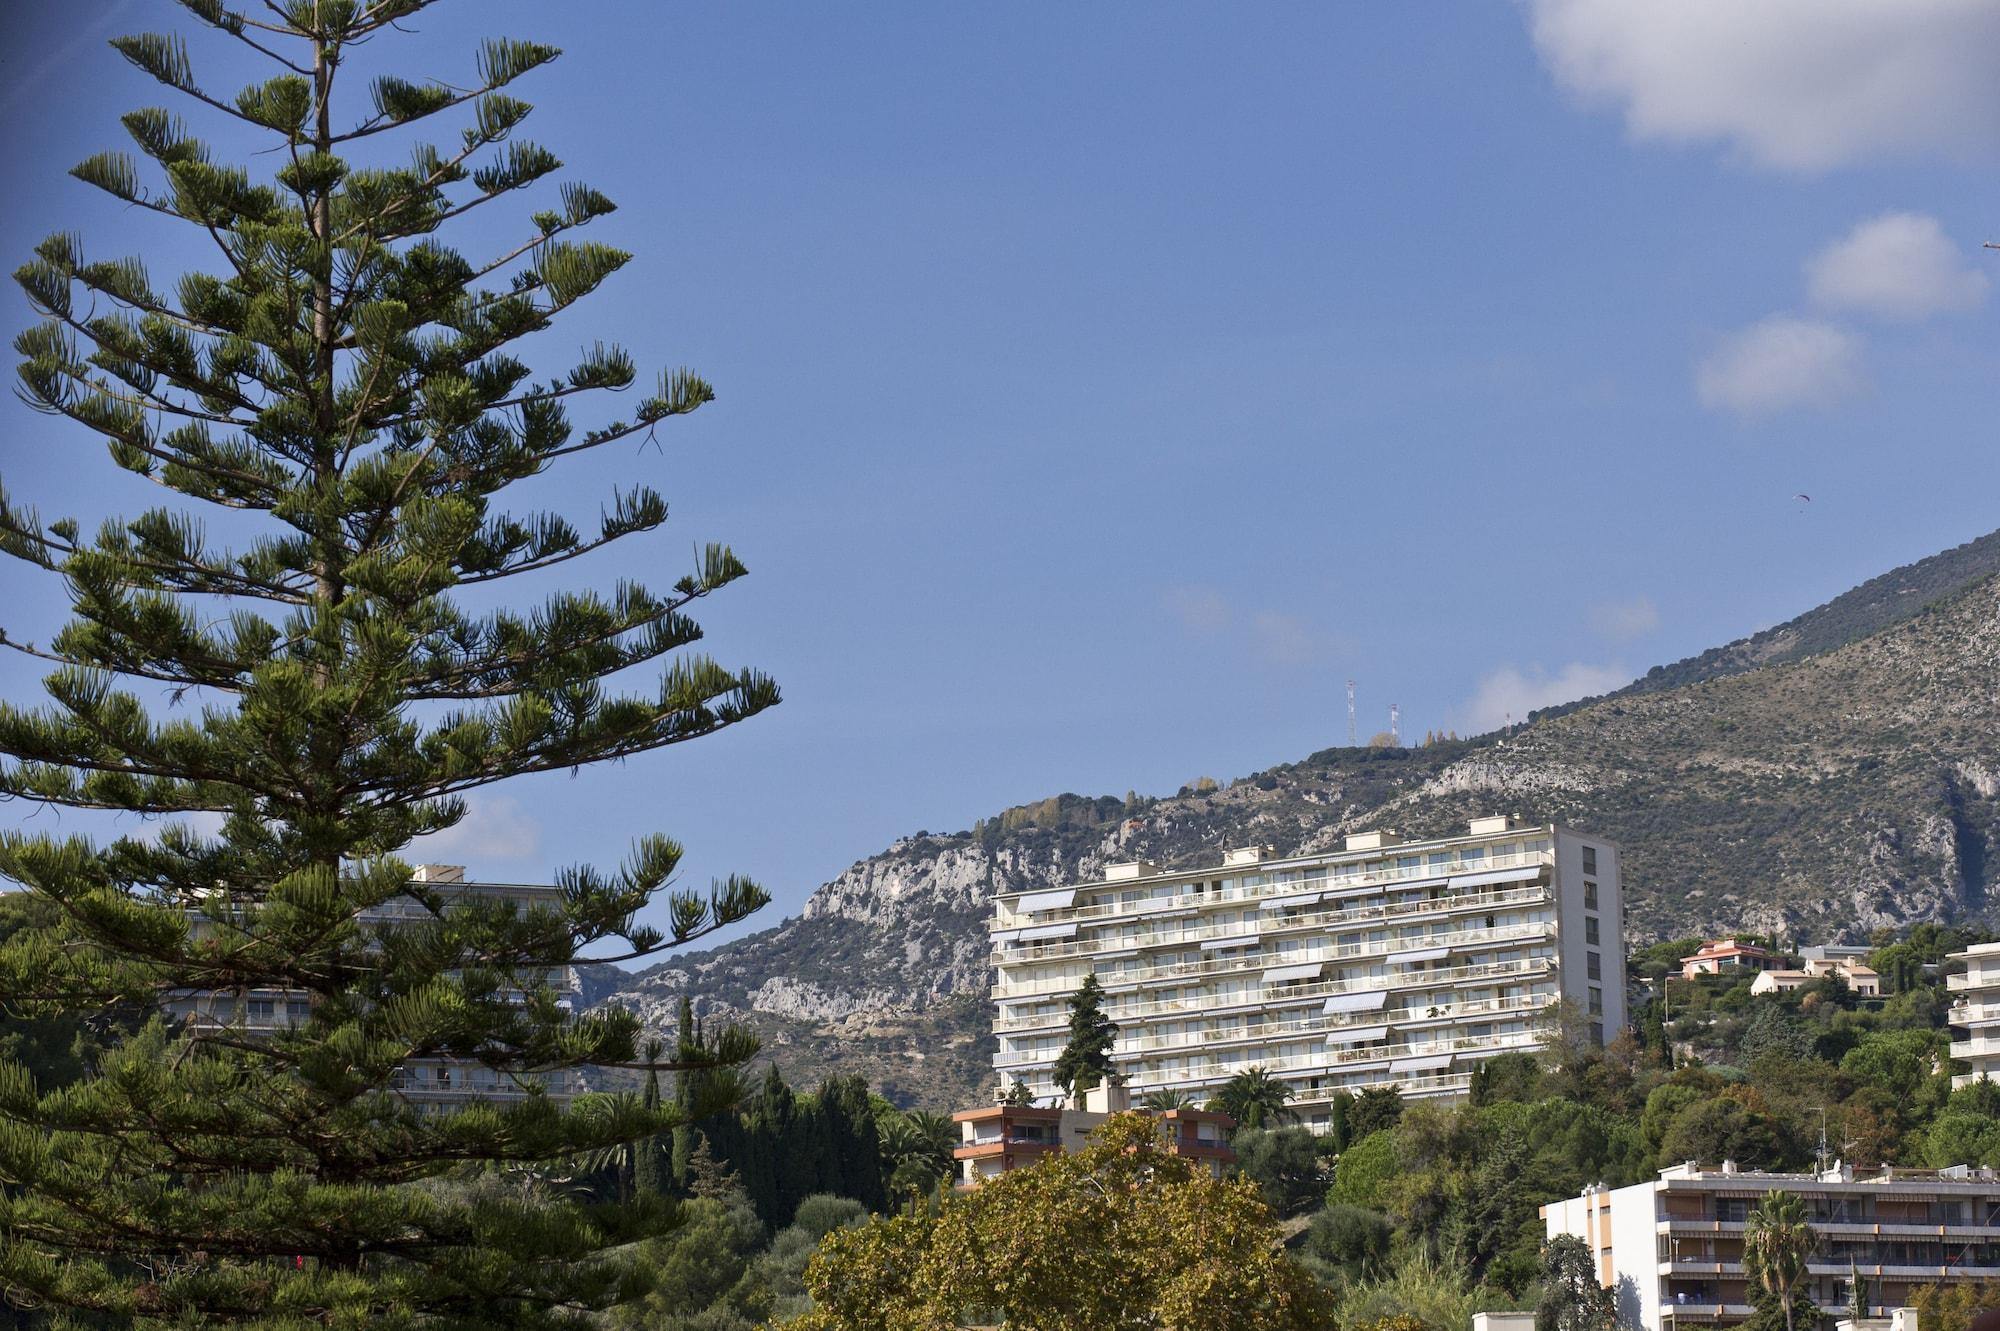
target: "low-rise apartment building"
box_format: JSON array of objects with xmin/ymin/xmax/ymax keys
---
[
  {"xmin": 167, "ymin": 863, "xmax": 583, "ymax": 1106},
  {"xmin": 952, "ymin": 1082, "xmax": 1236, "ymax": 1188},
  {"xmin": 1544, "ymin": 1162, "xmax": 2000, "ymax": 1331},
  {"xmin": 1948, "ymin": 940, "xmax": 2000, "ymax": 1090},
  {"xmin": 988, "ymin": 816, "xmax": 1626, "ymax": 1127}
]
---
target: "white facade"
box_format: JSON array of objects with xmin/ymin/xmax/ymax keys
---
[
  {"xmin": 166, "ymin": 864, "xmax": 582, "ymax": 1107},
  {"xmin": 1948, "ymin": 940, "xmax": 2000, "ymax": 1090},
  {"xmin": 1545, "ymin": 1163, "xmax": 2000, "ymax": 1331},
  {"xmin": 988, "ymin": 818, "xmax": 1626, "ymax": 1124}
]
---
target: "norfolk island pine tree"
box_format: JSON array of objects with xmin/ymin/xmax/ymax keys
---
[{"xmin": 0, "ymin": 1, "xmax": 779, "ymax": 1325}]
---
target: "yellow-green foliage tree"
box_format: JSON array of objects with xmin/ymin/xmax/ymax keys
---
[{"xmin": 775, "ymin": 1112, "xmax": 1331, "ymax": 1331}]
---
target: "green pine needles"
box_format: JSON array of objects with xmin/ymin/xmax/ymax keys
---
[
  {"xmin": 1050, "ymin": 973, "xmax": 1118, "ymax": 1104},
  {"xmin": 0, "ymin": 1, "xmax": 779, "ymax": 1325}
]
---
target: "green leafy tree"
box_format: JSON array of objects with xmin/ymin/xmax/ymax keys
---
[
  {"xmin": 1050, "ymin": 973, "xmax": 1118, "ymax": 1103},
  {"xmin": 1348, "ymin": 1084, "xmax": 1405, "ymax": 1139},
  {"xmin": 782, "ymin": 1112, "xmax": 1333, "ymax": 1331},
  {"xmin": 1231, "ymin": 1126, "xmax": 1325, "ymax": 1216},
  {"xmin": 1139, "ymin": 1087, "xmax": 1197, "ymax": 1112},
  {"xmin": 1743, "ymin": 1190, "xmax": 1818, "ymax": 1331},
  {"xmin": 1536, "ymin": 1233, "xmax": 1615, "ymax": 1331},
  {"xmin": 0, "ymin": 4, "xmax": 778, "ymax": 1324},
  {"xmin": 1211, "ymin": 1065, "xmax": 1297, "ymax": 1130},
  {"xmin": 1000, "ymin": 1077, "xmax": 1038, "ymax": 1106}
]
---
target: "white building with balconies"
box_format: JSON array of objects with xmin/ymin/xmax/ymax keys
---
[
  {"xmin": 166, "ymin": 863, "xmax": 583, "ymax": 1107},
  {"xmin": 1948, "ymin": 940, "xmax": 2000, "ymax": 1090},
  {"xmin": 987, "ymin": 816, "xmax": 1626, "ymax": 1126},
  {"xmin": 1545, "ymin": 1161, "xmax": 2000, "ymax": 1331}
]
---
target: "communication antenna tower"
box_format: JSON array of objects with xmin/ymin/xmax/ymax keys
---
[
  {"xmin": 1389, "ymin": 702, "xmax": 1401, "ymax": 746},
  {"xmin": 1346, "ymin": 680, "xmax": 1357, "ymax": 746}
]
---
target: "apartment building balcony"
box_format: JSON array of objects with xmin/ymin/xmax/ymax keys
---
[
  {"xmin": 1291, "ymin": 1069, "xmax": 1474, "ymax": 1108},
  {"xmin": 996, "ymin": 991, "xmax": 1554, "ymax": 1068},
  {"xmin": 988, "ymin": 884, "xmax": 1553, "ymax": 968},
  {"xmin": 1953, "ymin": 1000, "xmax": 2000, "ymax": 1029},
  {"xmin": 1951, "ymin": 1037, "xmax": 2000, "ymax": 1061},
  {"xmin": 990, "ymin": 920, "xmax": 1557, "ymax": 999},
  {"xmin": 992, "ymin": 849, "xmax": 1554, "ymax": 932},
  {"xmin": 1947, "ymin": 971, "xmax": 1985, "ymax": 992},
  {"xmin": 1113, "ymin": 1027, "xmax": 1541, "ymax": 1092},
  {"xmin": 992, "ymin": 955, "xmax": 1558, "ymax": 1035}
]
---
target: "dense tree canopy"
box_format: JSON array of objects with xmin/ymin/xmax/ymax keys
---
[{"xmin": 0, "ymin": 2, "xmax": 777, "ymax": 1324}]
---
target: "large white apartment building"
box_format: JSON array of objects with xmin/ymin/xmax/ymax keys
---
[
  {"xmin": 1947, "ymin": 940, "xmax": 2000, "ymax": 1090},
  {"xmin": 1544, "ymin": 1162, "xmax": 2000, "ymax": 1331},
  {"xmin": 168, "ymin": 864, "xmax": 583, "ymax": 1107},
  {"xmin": 988, "ymin": 816, "xmax": 1625, "ymax": 1124}
]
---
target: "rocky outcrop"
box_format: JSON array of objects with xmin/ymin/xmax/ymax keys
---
[{"xmin": 590, "ymin": 557, "xmax": 2000, "ymax": 1109}]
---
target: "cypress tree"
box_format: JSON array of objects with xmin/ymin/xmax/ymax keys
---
[
  {"xmin": 1050, "ymin": 974, "xmax": 1119, "ymax": 1105},
  {"xmin": 0, "ymin": 3, "xmax": 777, "ymax": 1324}
]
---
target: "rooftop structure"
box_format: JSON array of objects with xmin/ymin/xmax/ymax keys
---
[
  {"xmin": 1948, "ymin": 940, "xmax": 2000, "ymax": 1090},
  {"xmin": 988, "ymin": 818, "xmax": 1625, "ymax": 1127},
  {"xmin": 1679, "ymin": 940, "xmax": 1788, "ymax": 982},
  {"xmin": 1544, "ymin": 1162, "xmax": 2000, "ymax": 1331},
  {"xmin": 165, "ymin": 865, "xmax": 583, "ymax": 1107},
  {"xmin": 951, "ymin": 1081, "xmax": 1235, "ymax": 1188}
]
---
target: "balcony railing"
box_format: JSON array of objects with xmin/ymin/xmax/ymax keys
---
[
  {"xmin": 990, "ymin": 884, "xmax": 1552, "ymax": 968},
  {"xmin": 994, "ymin": 849, "xmax": 1554, "ymax": 931},
  {"xmin": 1114, "ymin": 1027, "xmax": 1541, "ymax": 1091},
  {"xmin": 990, "ymin": 920, "xmax": 1557, "ymax": 999},
  {"xmin": 992, "ymin": 955, "xmax": 1558, "ymax": 1034},
  {"xmin": 997, "ymin": 991, "xmax": 1555, "ymax": 1065}
]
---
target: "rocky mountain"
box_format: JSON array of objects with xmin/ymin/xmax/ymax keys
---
[{"xmin": 594, "ymin": 535, "xmax": 2000, "ymax": 1109}]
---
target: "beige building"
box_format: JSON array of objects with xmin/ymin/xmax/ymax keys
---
[
  {"xmin": 1948, "ymin": 940, "xmax": 2000, "ymax": 1090},
  {"xmin": 1544, "ymin": 1162, "xmax": 2000, "ymax": 1331},
  {"xmin": 167, "ymin": 864, "xmax": 583, "ymax": 1106},
  {"xmin": 1751, "ymin": 957, "xmax": 1881, "ymax": 998},
  {"xmin": 951, "ymin": 1082, "xmax": 1236, "ymax": 1188},
  {"xmin": 988, "ymin": 817, "xmax": 1626, "ymax": 1129},
  {"xmin": 1679, "ymin": 940, "xmax": 1788, "ymax": 982}
]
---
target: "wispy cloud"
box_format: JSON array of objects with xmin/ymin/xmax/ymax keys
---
[
  {"xmin": 412, "ymin": 795, "xmax": 543, "ymax": 866},
  {"xmin": 1161, "ymin": 586, "xmax": 1346, "ymax": 668},
  {"xmin": 1462, "ymin": 662, "xmax": 1632, "ymax": 733},
  {"xmin": 1806, "ymin": 212, "xmax": 1990, "ymax": 322},
  {"xmin": 1589, "ymin": 596, "xmax": 1660, "ymax": 644},
  {"xmin": 1525, "ymin": 0, "xmax": 2000, "ymax": 172},
  {"xmin": 1695, "ymin": 315, "xmax": 1866, "ymax": 419}
]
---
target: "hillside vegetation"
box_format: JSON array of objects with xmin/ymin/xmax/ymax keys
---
[{"xmin": 598, "ymin": 541, "xmax": 2000, "ymax": 1109}]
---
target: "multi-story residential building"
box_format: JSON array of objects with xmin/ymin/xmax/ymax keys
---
[
  {"xmin": 1947, "ymin": 940, "xmax": 2000, "ymax": 1090},
  {"xmin": 987, "ymin": 816, "xmax": 1625, "ymax": 1127},
  {"xmin": 1544, "ymin": 1161, "xmax": 2000, "ymax": 1331},
  {"xmin": 168, "ymin": 863, "xmax": 583, "ymax": 1107},
  {"xmin": 952, "ymin": 1082, "xmax": 1236, "ymax": 1188},
  {"xmin": 1679, "ymin": 940, "xmax": 1788, "ymax": 982}
]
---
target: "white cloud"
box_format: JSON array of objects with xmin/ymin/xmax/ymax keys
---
[
  {"xmin": 1526, "ymin": 0, "xmax": 2000, "ymax": 171},
  {"xmin": 1589, "ymin": 596, "xmax": 1660, "ymax": 643},
  {"xmin": 413, "ymin": 795, "xmax": 542, "ymax": 865},
  {"xmin": 1695, "ymin": 315, "xmax": 1866, "ymax": 418},
  {"xmin": 1249, "ymin": 611, "xmax": 1342, "ymax": 669},
  {"xmin": 1462, "ymin": 662, "xmax": 1633, "ymax": 734},
  {"xmin": 1805, "ymin": 212, "xmax": 1991, "ymax": 321},
  {"xmin": 1162, "ymin": 584, "xmax": 1232, "ymax": 634}
]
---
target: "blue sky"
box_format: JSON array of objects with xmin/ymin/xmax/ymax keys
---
[{"xmin": 2, "ymin": 2, "xmax": 1997, "ymax": 952}]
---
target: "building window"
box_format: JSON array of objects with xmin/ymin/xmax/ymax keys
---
[
  {"xmin": 1589, "ymin": 986, "xmax": 1603, "ymax": 1015},
  {"xmin": 1584, "ymin": 880, "xmax": 1598, "ymax": 910},
  {"xmin": 1585, "ymin": 917, "xmax": 1600, "ymax": 946},
  {"xmin": 1587, "ymin": 951, "xmax": 1602, "ymax": 980},
  {"xmin": 1581, "ymin": 846, "xmax": 1598, "ymax": 875}
]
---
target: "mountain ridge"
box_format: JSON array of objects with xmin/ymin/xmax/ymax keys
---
[{"xmin": 592, "ymin": 530, "xmax": 2000, "ymax": 1108}]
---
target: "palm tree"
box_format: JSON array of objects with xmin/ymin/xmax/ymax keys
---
[
  {"xmin": 1140, "ymin": 1088, "xmax": 1198, "ymax": 1112},
  {"xmin": 1210, "ymin": 1066, "xmax": 1296, "ymax": 1130},
  {"xmin": 1744, "ymin": 1190, "xmax": 1817, "ymax": 1331},
  {"xmin": 880, "ymin": 1108, "xmax": 958, "ymax": 1196}
]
